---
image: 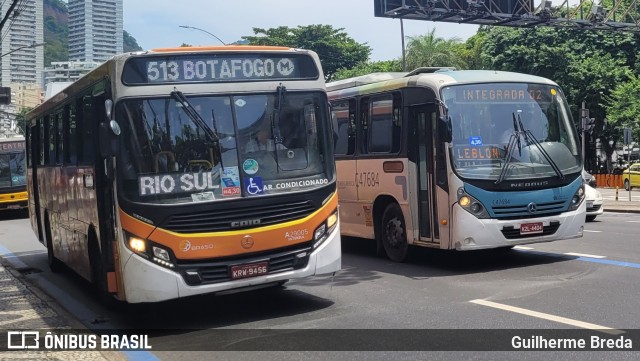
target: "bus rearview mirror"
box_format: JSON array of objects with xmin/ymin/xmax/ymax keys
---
[
  {"xmin": 439, "ymin": 116, "xmax": 452, "ymax": 143},
  {"xmin": 99, "ymin": 121, "xmax": 120, "ymax": 157}
]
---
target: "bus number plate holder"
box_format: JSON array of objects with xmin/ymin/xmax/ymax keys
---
[
  {"xmin": 230, "ymin": 261, "xmax": 269, "ymax": 280},
  {"xmin": 520, "ymin": 222, "xmax": 543, "ymax": 235}
]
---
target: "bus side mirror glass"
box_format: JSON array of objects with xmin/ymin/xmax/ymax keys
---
[
  {"xmin": 99, "ymin": 121, "xmax": 120, "ymax": 157},
  {"xmin": 439, "ymin": 116, "xmax": 452, "ymax": 143}
]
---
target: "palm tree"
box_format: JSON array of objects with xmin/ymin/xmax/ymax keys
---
[{"xmin": 404, "ymin": 29, "xmax": 466, "ymax": 70}]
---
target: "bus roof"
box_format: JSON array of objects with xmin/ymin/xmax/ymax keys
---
[
  {"xmin": 151, "ymin": 45, "xmax": 293, "ymax": 53},
  {"xmin": 326, "ymin": 69, "xmax": 559, "ymax": 98}
]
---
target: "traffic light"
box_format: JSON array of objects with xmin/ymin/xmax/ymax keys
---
[
  {"xmin": 0, "ymin": 87, "xmax": 10, "ymax": 105},
  {"xmin": 582, "ymin": 117, "xmax": 596, "ymax": 134}
]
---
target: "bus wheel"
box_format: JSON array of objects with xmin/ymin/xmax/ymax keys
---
[
  {"xmin": 381, "ymin": 203, "xmax": 408, "ymax": 262},
  {"xmin": 44, "ymin": 216, "xmax": 63, "ymax": 273},
  {"xmin": 624, "ymin": 179, "xmax": 631, "ymax": 191}
]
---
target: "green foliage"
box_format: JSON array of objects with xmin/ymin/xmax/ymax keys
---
[
  {"xmin": 124, "ymin": 30, "xmax": 143, "ymax": 52},
  {"xmin": 332, "ymin": 60, "xmax": 403, "ymax": 81},
  {"xmin": 14, "ymin": 108, "xmax": 32, "ymax": 135},
  {"xmin": 404, "ymin": 29, "xmax": 467, "ymax": 70},
  {"xmin": 242, "ymin": 25, "xmax": 371, "ymax": 81},
  {"xmin": 605, "ymin": 75, "xmax": 640, "ymax": 142}
]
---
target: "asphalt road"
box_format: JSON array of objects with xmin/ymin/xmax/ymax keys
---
[{"xmin": 1, "ymin": 210, "xmax": 639, "ymax": 360}]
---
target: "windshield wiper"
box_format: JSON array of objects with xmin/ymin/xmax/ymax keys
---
[
  {"xmin": 495, "ymin": 113, "xmax": 522, "ymax": 185},
  {"xmin": 271, "ymin": 84, "xmax": 287, "ymax": 170},
  {"xmin": 495, "ymin": 113, "xmax": 564, "ymax": 184},
  {"xmin": 170, "ymin": 89, "xmax": 224, "ymax": 170},
  {"xmin": 272, "ymin": 84, "xmax": 286, "ymax": 145},
  {"xmin": 516, "ymin": 114, "xmax": 564, "ymax": 180}
]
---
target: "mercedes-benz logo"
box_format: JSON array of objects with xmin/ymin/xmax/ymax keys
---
[
  {"xmin": 527, "ymin": 202, "xmax": 537, "ymax": 214},
  {"xmin": 241, "ymin": 235, "xmax": 254, "ymax": 249}
]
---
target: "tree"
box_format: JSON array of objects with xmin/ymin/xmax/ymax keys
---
[
  {"xmin": 14, "ymin": 107, "xmax": 32, "ymax": 135},
  {"xmin": 332, "ymin": 60, "xmax": 403, "ymax": 81},
  {"xmin": 605, "ymin": 75, "xmax": 640, "ymax": 144},
  {"xmin": 404, "ymin": 29, "xmax": 466, "ymax": 70},
  {"xmin": 242, "ymin": 25, "xmax": 371, "ymax": 80},
  {"xmin": 124, "ymin": 30, "xmax": 143, "ymax": 52}
]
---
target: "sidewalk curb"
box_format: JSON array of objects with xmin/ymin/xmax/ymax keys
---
[{"xmin": 0, "ymin": 254, "xmax": 127, "ymax": 361}]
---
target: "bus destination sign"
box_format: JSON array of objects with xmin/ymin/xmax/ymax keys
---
[
  {"xmin": 123, "ymin": 53, "xmax": 319, "ymax": 85},
  {"xmin": 0, "ymin": 141, "xmax": 25, "ymax": 152},
  {"xmin": 454, "ymin": 145, "xmax": 505, "ymax": 160},
  {"xmin": 452, "ymin": 85, "xmax": 554, "ymax": 103}
]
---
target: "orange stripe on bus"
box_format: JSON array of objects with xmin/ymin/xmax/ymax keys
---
[
  {"xmin": 121, "ymin": 193, "xmax": 338, "ymax": 260},
  {"xmin": 151, "ymin": 45, "xmax": 291, "ymax": 53},
  {"xmin": 119, "ymin": 211, "xmax": 156, "ymax": 239}
]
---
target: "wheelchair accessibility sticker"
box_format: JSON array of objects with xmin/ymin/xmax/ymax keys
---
[{"xmin": 245, "ymin": 177, "xmax": 264, "ymax": 195}]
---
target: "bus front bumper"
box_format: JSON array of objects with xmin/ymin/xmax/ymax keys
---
[
  {"xmin": 120, "ymin": 224, "xmax": 341, "ymax": 303},
  {"xmin": 451, "ymin": 202, "xmax": 585, "ymax": 251}
]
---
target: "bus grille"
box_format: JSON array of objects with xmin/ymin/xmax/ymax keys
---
[
  {"xmin": 491, "ymin": 201, "xmax": 566, "ymax": 219},
  {"xmin": 501, "ymin": 221, "xmax": 561, "ymax": 239},
  {"xmin": 177, "ymin": 243, "xmax": 312, "ymax": 286},
  {"xmin": 162, "ymin": 200, "xmax": 316, "ymax": 233}
]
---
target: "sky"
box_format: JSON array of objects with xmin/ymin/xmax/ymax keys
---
[{"xmin": 121, "ymin": 0, "xmax": 480, "ymax": 62}]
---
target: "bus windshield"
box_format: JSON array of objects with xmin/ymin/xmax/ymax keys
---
[
  {"xmin": 117, "ymin": 91, "xmax": 333, "ymax": 204},
  {"xmin": 442, "ymin": 83, "xmax": 581, "ymax": 181},
  {"xmin": 0, "ymin": 152, "xmax": 26, "ymax": 188}
]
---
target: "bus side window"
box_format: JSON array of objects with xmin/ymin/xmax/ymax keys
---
[
  {"xmin": 80, "ymin": 95, "xmax": 94, "ymax": 164},
  {"xmin": 331, "ymin": 99, "xmax": 356, "ymax": 156},
  {"xmin": 369, "ymin": 94, "xmax": 393, "ymax": 153},
  {"xmin": 39, "ymin": 117, "xmax": 45, "ymax": 166},
  {"xmin": 67, "ymin": 103, "xmax": 78, "ymax": 164},
  {"xmin": 47, "ymin": 115, "xmax": 56, "ymax": 165},
  {"xmin": 56, "ymin": 111, "xmax": 64, "ymax": 165},
  {"xmin": 359, "ymin": 97, "xmax": 370, "ymax": 154}
]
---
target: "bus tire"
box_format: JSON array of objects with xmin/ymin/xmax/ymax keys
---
[
  {"xmin": 381, "ymin": 203, "xmax": 408, "ymax": 262},
  {"xmin": 586, "ymin": 215, "xmax": 597, "ymax": 222},
  {"xmin": 44, "ymin": 215, "xmax": 63, "ymax": 273}
]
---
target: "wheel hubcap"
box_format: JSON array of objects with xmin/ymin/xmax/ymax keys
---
[{"xmin": 385, "ymin": 217, "xmax": 404, "ymax": 248}]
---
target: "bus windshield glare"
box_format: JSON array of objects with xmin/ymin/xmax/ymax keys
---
[
  {"xmin": 442, "ymin": 83, "xmax": 581, "ymax": 181},
  {"xmin": 117, "ymin": 91, "xmax": 333, "ymax": 204}
]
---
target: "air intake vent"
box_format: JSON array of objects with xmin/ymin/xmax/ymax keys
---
[{"xmin": 162, "ymin": 200, "xmax": 316, "ymax": 233}]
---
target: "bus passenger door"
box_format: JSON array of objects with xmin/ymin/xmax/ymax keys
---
[{"xmin": 412, "ymin": 105, "xmax": 438, "ymax": 244}]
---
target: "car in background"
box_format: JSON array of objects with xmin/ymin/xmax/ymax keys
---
[
  {"xmin": 621, "ymin": 163, "xmax": 640, "ymax": 191},
  {"xmin": 584, "ymin": 184, "xmax": 604, "ymax": 222}
]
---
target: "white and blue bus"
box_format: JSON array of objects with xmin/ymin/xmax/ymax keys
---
[{"xmin": 328, "ymin": 68, "xmax": 585, "ymax": 262}]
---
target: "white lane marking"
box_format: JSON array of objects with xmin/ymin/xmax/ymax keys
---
[
  {"xmin": 513, "ymin": 246, "xmax": 534, "ymax": 250},
  {"xmin": 564, "ymin": 252, "xmax": 606, "ymax": 259},
  {"xmin": 583, "ymin": 230, "xmax": 602, "ymax": 233},
  {"xmin": 625, "ymin": 221, "xmax": 640, "ymax": 223},
  {"xmin": 469, "ymin": 299, "xmax": 624, "ymax": 335}
]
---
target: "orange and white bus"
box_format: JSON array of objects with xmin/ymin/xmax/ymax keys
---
[
  {"xmin": 26, "ymin": 46, "xmax": 340, "ymax": 303},
  {"xmin": 0, "ymin": 131, "xmax": 27, "ymax": 211},
  {"xmin": 328, "ymin": 69, "xmax": 585, "ymax": 262}
]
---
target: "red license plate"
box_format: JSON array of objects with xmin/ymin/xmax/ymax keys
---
[
  {"xmin": 520, "ymin": 222, "xmax": 544, "ymax": 235},
  {"xmin": 230, "ymin": 261, "xmax": 269, "ymax": 280}
]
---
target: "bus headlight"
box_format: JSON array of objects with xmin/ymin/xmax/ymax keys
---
[
  {"xmin": 125, "ymin": 233, "xmax": 175, "ymax": 269},
  {"xmin": 457, "ymin": 188, "xmax": 490, "ymax": 219},
  {"xmin": 313, "ymin": 210, "xmax": 338, "ymax": 249},
  {"xmin": 569, "ymin": 184, "xmax": 585, "ymax": 211}
]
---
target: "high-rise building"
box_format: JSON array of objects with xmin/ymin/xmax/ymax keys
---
[
  {"xmin": 0, "ymin": 0, "xmax": 44, "ymax": 87},
  {"xmin": 68, "ymin": 0, "xmax": 123, "ymax": 63}
]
